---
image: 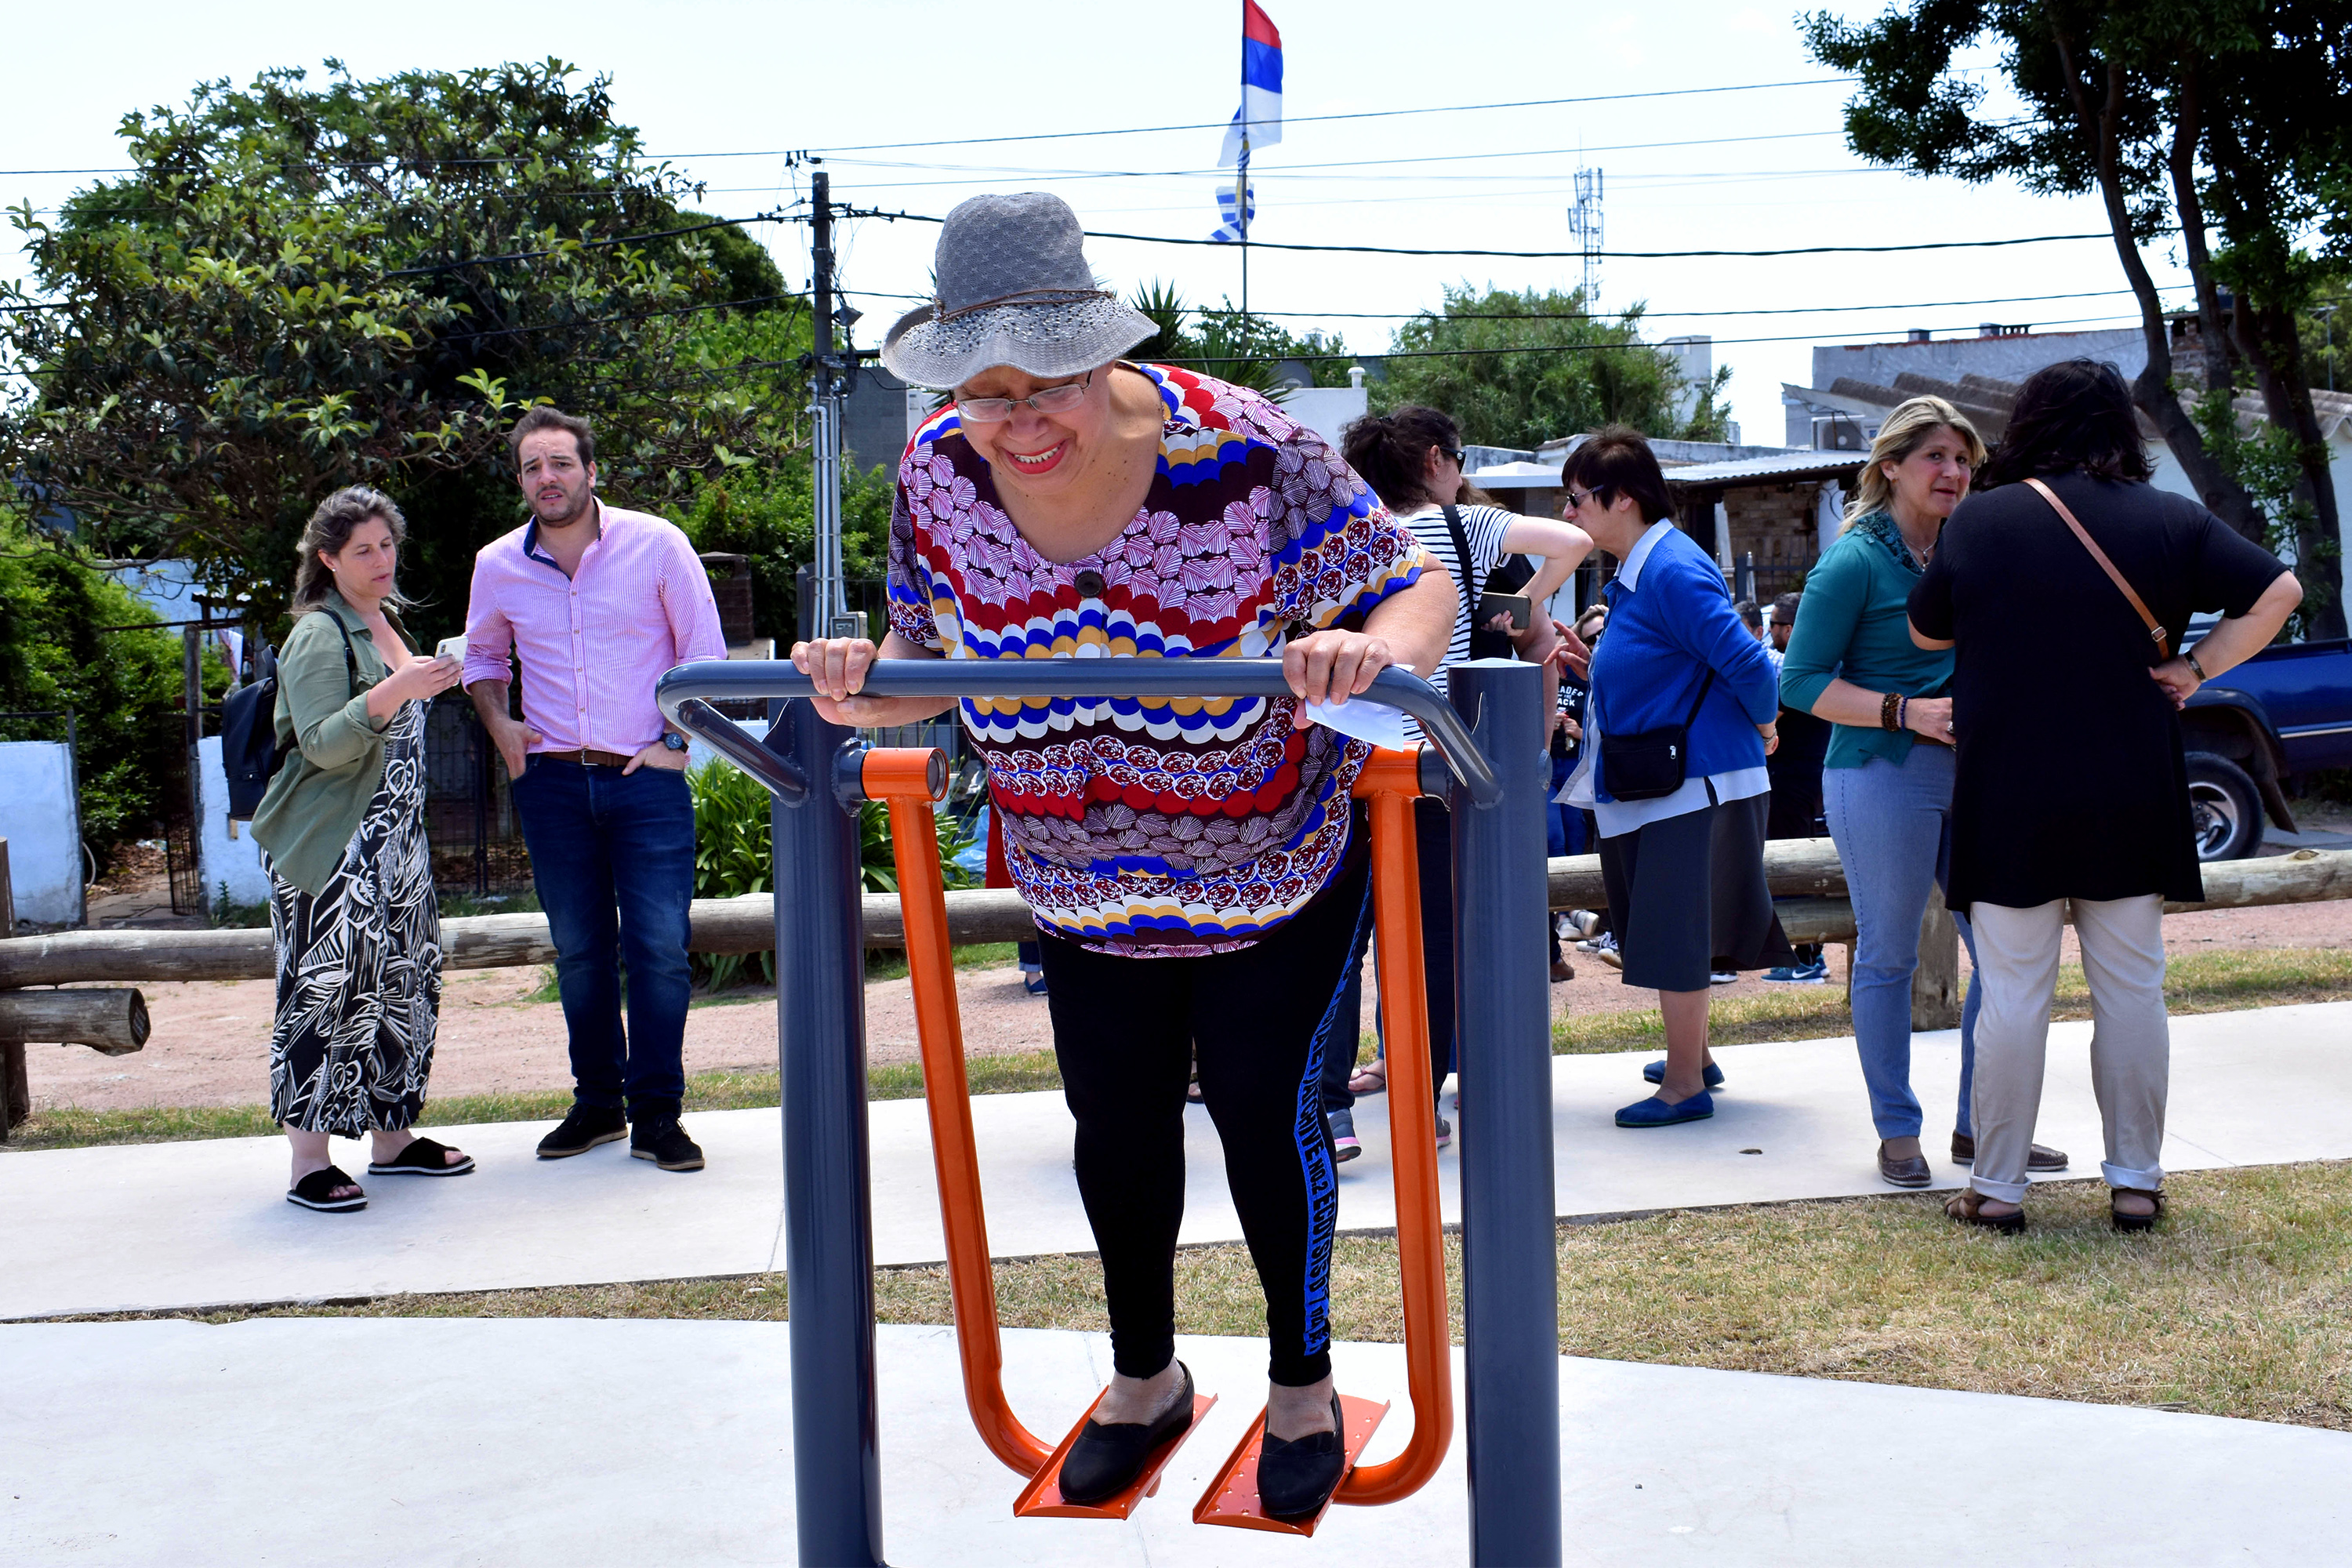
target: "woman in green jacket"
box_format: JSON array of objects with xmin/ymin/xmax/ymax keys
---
[
  {"xmin": 251, "ymin": 487, "xmax": 471, "ymax": 1211},
  {"xmin": 1779, "ymin": 397, "xmax": 2067, "ymax": 1190}
]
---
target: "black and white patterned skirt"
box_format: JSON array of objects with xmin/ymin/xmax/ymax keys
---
[{"xmin": 263, "ymin": 700, "xmax": 442, "ymax": 1134}]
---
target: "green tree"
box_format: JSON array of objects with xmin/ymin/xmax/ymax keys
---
[
  {"xmin": 0, "ymin": 60, "xmax": 806, "ymax": 634},
  {"xmin": 1802, "ymin": 1, "xmax": 2349, "ymax": 636},
  {"xmin": 0, "ymin": 510, "xmax": 213, "ymax": 872},
  {"xmin": 1123, "ymin": 281, "xmax": 1355, "ymax": 397},
  {"xmin": 1371, "ymin": 285, "xmax": 1730, "ymax": 452}
]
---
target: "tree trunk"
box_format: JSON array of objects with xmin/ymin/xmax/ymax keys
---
[
  {"xmin": 2203, "ymin": 114, "xmax": 2349, "ymax": 637},
  {"xmin": 2052, "ymin": 41, "xmax": 2264, "ymax": 537}
]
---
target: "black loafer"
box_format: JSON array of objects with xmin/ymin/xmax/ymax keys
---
[
  {"xmin": 1059, "ymin": 1363, "xmax": 1195, "ymax": 1504},
  {"xmin": 1258, "ymin": 1393, "xmax": 1347, "ymax": 1519},
  {"xmin": 1951, "ymin": 1132, "xmax": 2068, "ymax": 1171},
  {"xmin": 1877, "ymin": 1142, "xmax": 1932, "ymax": 1188},
  {"xmin": 538, "ymin": 1102, "xmax": 628, "ymax": 1159}
]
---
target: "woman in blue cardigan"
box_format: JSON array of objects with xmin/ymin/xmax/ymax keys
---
[{"xmin": 1557, "ymin": 427, "xmax": 1793, "ymax": 1127}]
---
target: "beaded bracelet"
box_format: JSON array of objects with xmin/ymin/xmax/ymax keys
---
[{"xmin": 1881, "ymin": 691, "xmax": 1902, "ymax": 731}]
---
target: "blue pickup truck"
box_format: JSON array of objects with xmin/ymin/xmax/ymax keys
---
[{"xmin": 2182, "ymin": 633, "xmax": 2352, "ymax": 859}]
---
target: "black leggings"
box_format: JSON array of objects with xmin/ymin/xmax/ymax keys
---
[{"xmin": 1038, "ymin": 839, "xmax": 1371, "ymax": 1387}]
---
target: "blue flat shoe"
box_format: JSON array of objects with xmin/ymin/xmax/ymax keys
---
[
  {"xmin": 1642, "ymin": 1059, "xmax": 1724, "ymax": 1089},
  {"xmin": 1616, "ymin": 1091, "xmax": 1715, "ymax": 1127}
]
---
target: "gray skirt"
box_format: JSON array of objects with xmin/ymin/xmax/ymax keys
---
[{"xmin": 1597, "ymin": 793, "xmax": 1794, "ymax": 992}]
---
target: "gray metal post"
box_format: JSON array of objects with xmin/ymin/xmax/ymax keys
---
[
  {"xmin": 768, "ymin": 699, "xmax": 887, "ymax": 1567},
  {"xmin": 1446, "ymin": 658, "xmax": 1562, "ymax": 1567}
]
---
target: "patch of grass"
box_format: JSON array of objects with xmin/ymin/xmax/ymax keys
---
[
  {"xmin": 864, "ymin": 942, "xmax": 1022, "ymax": 984},
  {"xmin": 74, "ymin": 1162, "xmax": 2352, "ymax": 1430},
  {"xmin": 1552, "ymin": 946, "xmax": 2352, "ymax": 1055},
  {"xmin": 868, "ymin": 1047, "xmax": 1065, "ymax": 1102}
]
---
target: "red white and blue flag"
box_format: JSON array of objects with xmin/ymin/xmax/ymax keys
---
[{"xmin": 1218, "ymin": 1, "xmax": 1283, "ymax": 169}]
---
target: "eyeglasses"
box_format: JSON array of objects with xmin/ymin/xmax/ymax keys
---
[
  {"xmin": 1564, "ymin": 484, "xmax": 1613, "ymax": 512},
  {"xmin": 956, "ymin": 370, "xmax": 1094, "ymax": 423},
  {"xmin": 1439, "ymin": 447, "xmax": 1467, "ymax": 467}
]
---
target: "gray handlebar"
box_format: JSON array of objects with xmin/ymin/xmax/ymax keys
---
[{"xmin": 655, "ymin": 658, "xmax": 1499, "ymax": 806}]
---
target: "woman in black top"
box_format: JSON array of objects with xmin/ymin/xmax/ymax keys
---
[{"xmin": 1908, "ymin": 361, "xmax": 2301, "ymax": 1232}]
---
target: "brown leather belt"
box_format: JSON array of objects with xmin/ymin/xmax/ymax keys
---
[{"xmin": 543, "ymin": 747, "xmax": 636, "ymax": 768}]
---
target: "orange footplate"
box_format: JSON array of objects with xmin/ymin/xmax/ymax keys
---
[
  {"xmin": 1012, "ymin": 1390, "xmax": 1221, "ymax": 1520},
  {"xmin": 1192, "ymin": 1396, "xmax": 1391, "ymax": 1535}
]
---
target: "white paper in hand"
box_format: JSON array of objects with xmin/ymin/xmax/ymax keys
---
[{"xmin": 1304, "ymin": 695, "xmax": 1406, "ymax": 751}]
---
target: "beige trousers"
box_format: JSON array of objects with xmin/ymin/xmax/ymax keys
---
[{"xmin": 1964, "ymin": 895, "xmax": 2169, "ymax": 1203}]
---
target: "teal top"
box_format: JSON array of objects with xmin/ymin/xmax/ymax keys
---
[{"xmin": 1777, "ymin": 510, "xmax": 1956, "ymax": 771}]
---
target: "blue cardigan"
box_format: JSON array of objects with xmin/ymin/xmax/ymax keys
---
[{"xmin": 1587, "ymin": 523, "xmax": 1780, "ymax": 804}]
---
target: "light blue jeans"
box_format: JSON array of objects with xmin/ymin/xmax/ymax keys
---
[{"xmin": 1823, "ymin": 744, "xmax": 1981, "ymax": 1140}]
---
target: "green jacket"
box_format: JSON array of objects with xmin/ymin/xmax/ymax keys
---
[
  {"xmin": 249, "ymin": 591, "xmax": 408, "ymax": 895},
  {"xmin": 1777, "ymin": 510, "xmax": 1957, "ymax": 771}
]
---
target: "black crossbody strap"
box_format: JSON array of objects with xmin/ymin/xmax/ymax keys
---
[
  {"xmin": 1682, "ymin": 668, "xmax": 1716, "ymax": 727},
  {"xmin": 1439, "ymin": 503, "xmax": 1484, "ymax": 620}
]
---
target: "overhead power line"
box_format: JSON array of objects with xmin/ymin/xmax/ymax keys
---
[
  {"xmin": 0, "ymin": 77, "xmax": 1855, "ymax": 178},
  {"xmin": 860, "ymin": 209, "xmax": 2133, "ymax": 260}
]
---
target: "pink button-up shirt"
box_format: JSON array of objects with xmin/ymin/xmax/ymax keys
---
[{"xmin": 461, "ymin": 500, "xmax": 728, "ymax": 755}]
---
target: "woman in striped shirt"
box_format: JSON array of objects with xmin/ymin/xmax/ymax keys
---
[{"xmin": 1332, "ymin": 407, "xmax": 1592, "ymax": 1131}]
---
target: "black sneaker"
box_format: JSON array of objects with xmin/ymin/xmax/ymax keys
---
[
  {"xmin": 536, "ymin": 1102, "xmax": 628, "ymax": 1160},
  {"xmin": 630, "ymin": 1114, "xmax": 706, "ymax": 1172}
]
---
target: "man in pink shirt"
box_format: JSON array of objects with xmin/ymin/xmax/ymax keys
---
[{"xmin": 462, "ymin": 407, "xmax": 727, "ymax": 1172}]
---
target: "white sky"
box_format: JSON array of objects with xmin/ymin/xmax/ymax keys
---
[{"xmin": 6, "ymin": 0, "xmax": 2198, "ymax": 444}]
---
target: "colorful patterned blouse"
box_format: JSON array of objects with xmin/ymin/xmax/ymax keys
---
[{"xmin": 887, "ymin": 364, "xmax": 1430, "ymax": 956}]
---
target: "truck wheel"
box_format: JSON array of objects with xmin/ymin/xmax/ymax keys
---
[{"xmin": 2184, "ymin": 752, "xmax": 2262, "ymax": 862}]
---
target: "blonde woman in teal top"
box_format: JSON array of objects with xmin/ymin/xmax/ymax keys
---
[{"xmin": 1779, "ymin": 397, "xmax": 2065, "ymax": 1189}]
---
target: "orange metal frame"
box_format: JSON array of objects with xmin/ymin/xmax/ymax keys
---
[{"xmin": 866, "ymin": 745, "xmax": 1453, "ymax": 1528}]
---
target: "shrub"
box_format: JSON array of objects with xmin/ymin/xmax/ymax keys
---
[
  {"xmin": 686, "ymin": 754, "xmax": 978, "ymax": 990},
  {"xmin": 0, "ymin": 510, "xmax": 220, "ymax": 874}
]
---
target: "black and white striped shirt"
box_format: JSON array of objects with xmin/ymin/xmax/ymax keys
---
[{"xmin": 1392, "ymin": 502, "xmax": 1514, "ymax": 739}]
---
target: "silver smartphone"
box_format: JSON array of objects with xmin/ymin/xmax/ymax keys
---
[{"xmin": 434, "ymin": 635, "xmax": 466, "ymax": 662}]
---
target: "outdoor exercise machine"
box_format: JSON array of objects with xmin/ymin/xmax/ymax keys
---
[{"xmin": 657, "ymin": 656, "xmax": 1560, "ymax": 1568}]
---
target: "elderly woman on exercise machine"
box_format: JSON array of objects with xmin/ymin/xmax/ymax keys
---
[{"xmin": 790, "ymin": 193, "xmax": 1454, "ymax": 1519}]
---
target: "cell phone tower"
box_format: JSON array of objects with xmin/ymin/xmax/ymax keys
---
[{"xmin": 1568, "ymin": 167, "xmax": 1604, "ymax": 307}]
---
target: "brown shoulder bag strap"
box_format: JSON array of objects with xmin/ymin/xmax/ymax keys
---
[{"xmin": 2023, "ymin": 477, "xmax": 2169, "ymax": 658}]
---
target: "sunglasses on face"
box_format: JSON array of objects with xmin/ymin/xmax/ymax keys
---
[
  {"xmin": 1564, "ymin": 485, "xmax": 1613, "ymax": 512},
  {"xmin": 956, "ymin": 370, "xmax": 1094, "ymax": 423},
  {"xmin": 1439, "ymin": 447, "xmax": 1467, "ymax": 467}
]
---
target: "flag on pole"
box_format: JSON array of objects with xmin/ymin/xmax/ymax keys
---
[
  {"xmin": 1209, "ymin": 182, "xmax": 1257, "ymax": 244},
  {"xmin": 1217, "ymin": 1, "xmax": 1283, "ymax": 169}
]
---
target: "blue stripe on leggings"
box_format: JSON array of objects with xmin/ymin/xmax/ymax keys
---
[{"xmin": 1290, "ymin": 875, "xmax": 1374, "ymax": 1360}]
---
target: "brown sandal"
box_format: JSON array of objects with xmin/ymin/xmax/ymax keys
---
[
  {"xmin": 1944, "ymin": 1188, "xmax": 2024, "ymax": 1234},
  {"xmin": 2111, "ymin": 1186, "xmax": 2165, "ymax": 1232}
]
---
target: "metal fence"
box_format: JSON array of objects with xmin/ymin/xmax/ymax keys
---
[{"xmin": 420, "ymin": 696, "xmax": 535, "ymax": 900}]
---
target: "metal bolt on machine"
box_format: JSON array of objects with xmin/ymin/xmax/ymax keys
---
[{"xmin": 657, "ymin": 656, "xmax": 1561, "ymax": 1568}]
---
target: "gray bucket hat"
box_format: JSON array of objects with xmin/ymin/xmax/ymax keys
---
[{"xmin": 880, "ymin": 193, "xmax": 1158, "ymax": 390}]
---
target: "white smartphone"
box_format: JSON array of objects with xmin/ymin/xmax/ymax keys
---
[{"xmin": 434, "ymin": 635, "xmax": 466, "ymax": 662}]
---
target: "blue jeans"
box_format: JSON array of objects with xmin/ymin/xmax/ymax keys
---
[
  {"xmin": 510, "ymin": 757, "xmax": 697, "ymax": 1116},
  {"xmin": 1823, "ymin": 745, "xmax": 1982, "ymax": 1140}
]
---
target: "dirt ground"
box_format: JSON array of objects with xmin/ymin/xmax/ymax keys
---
[{"xmin": 25, "ymin": 896, "xmax": 2352, "ymax": 1114}]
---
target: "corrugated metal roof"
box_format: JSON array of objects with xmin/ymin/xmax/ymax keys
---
[{"xmin": 1661, "ymin": 451, "xmax": 1871, "ymax": 485}]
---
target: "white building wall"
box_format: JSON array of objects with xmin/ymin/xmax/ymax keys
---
[
  {"xmin": 0, "ymin": 742, "xmax": 85, "ymax": 926},
  {"xmin": 198, "ymin": 735, "xmax": 272, "ymax": 912},
  {"xmin": 1280, "ymin": 387, "xmax": 1370, "ymax": 451}
]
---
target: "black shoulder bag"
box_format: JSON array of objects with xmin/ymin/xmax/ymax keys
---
[
  {"xmin": 1599, "ymin": 668, "xmax": 1715, "ymax": 802},
  {"xmin": 221, "ymin": 612, "xmax": 360, "ymax": 820},
  {"xmin": 1441, "ymin": 504, "xmax": 1517, "ymax": 661}
]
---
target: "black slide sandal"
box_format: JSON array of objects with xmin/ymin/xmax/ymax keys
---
[
  {"xmin": 288, "ymin": 1166, "xmax": 367, "ymax": 1212},
  {"xmin": 367, "ymin": 1136, "xmax": 476, "ymax": 1177}
]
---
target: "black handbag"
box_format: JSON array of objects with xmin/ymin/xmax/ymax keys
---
[
  {"xmin": 1599, "ymin": 669, "xmax": 1715, "ymax": 802},
  {"xmin": 1440, "ymin": 504, "xmax": 1517, "ymax": 661}
]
